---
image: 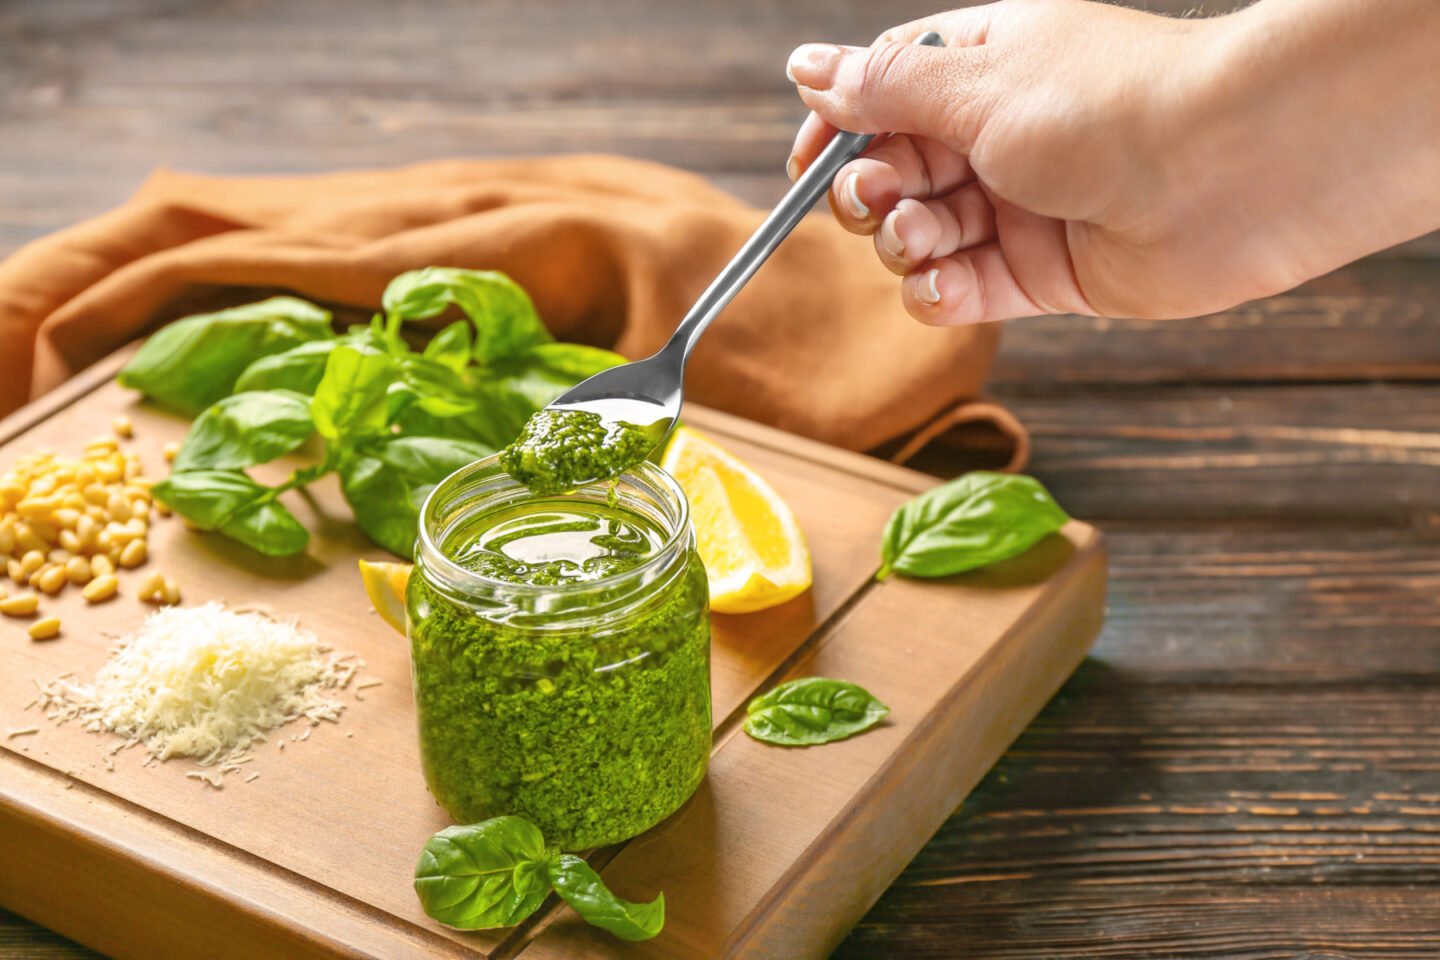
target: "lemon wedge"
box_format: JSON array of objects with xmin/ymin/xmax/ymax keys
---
[
  {"xmin": 661, "ymin": 426, "xmax": 812, "ymax": 614},
  {"xmin": 359, "ymin": 559, "xmax": 411, "ymax": 636}
]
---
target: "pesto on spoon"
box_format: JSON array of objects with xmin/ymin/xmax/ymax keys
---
[{"xmin": 499, "ymin": 409, "xmax": 654, "ymax": 495}]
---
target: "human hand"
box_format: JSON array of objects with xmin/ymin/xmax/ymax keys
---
[{"xmin": 787, "ymin": 0, "xmax": 1440, "ymax": 324}]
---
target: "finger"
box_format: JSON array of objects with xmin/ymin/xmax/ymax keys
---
[
  {"xmin": 786, "ymin": 111, "xmax": 837, "ymax": 181},
  {"xmin": 903, "ymin": 246, "xmax": 1043, "ymax": 326},
  {"xmin": 821, "ymin": 134, "xmax": 975, "ymax": 232},
  {"xmin": 788, "ymin": 41, "xmax": 991, "ymax": 150},
  {"xmin": 875, "ymin": 185, "xmax": 998, "ymax": 274}
]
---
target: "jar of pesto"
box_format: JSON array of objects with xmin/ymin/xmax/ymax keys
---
[{"xmin": 408, "ymin": 456, "xmax": 711, "ymax": 848}]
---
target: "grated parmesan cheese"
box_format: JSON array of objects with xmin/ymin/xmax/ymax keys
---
[{"xmin": 36, "ymin": 603, "xmax": 352, "ymax": 766}]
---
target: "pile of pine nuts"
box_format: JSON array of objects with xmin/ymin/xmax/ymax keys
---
[{"xmin": 0, "ymin": 417, "xmax": 180, "ymax": 640}]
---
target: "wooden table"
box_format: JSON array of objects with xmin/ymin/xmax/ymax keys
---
[{"xmin": 2, "ymin": 1, "xmax": 1437, "ymax": 956}]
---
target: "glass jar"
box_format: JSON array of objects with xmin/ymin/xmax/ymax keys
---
[{"xmin": 408, "ymin": 455, "xmax": 711, "ymax": 848}]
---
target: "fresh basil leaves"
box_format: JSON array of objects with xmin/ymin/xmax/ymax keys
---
[
  {"xmin": 414, "ymin": 817, "xmax": 554, "ymax": 930},
  {"xmin": 743, "ymin": 677, "xmax": 890, "ymax": 747},
  {"xmin": 171, "ymin": 390, "xmax": 314, "ymax": 472},
  {"xmin": 878, "ymin": 471, "xmax": 1070, "ymax": 580},
  {"xmin": 118, "ymin": 297, "xmax": 333, "ymax": 414},
  {"xmin": 340, "ymin": 435, "xmax": 493, "ymax": 557},
  {"xmin": 414, "ymin": 816, "xmax": 664, "ymax": 942},
  {"xmin": 547, "ymin": 854, "xmax": 665, "ymax": 942},
  {"xmin": 383, "ymin": 267, "xmax": 551, "ymax": 364},
  {"xmin": 126, "ymin": 269, "xmax": 625, "ymax": 558}
]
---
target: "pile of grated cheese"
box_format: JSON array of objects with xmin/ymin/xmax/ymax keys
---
[{"xmin": 37, "ymin": 602, "xmax": 357, "ymax": 766}]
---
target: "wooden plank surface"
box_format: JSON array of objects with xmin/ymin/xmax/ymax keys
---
[
  {"xmin": 0, "ymin": 365, "xmax": 1105, "ymax": 959},
  {"xmin": 3, "ymin": 0, "xmax": 1439, "ymax": 956}
]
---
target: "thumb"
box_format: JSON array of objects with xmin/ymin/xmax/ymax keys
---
[{"xmin": 786, "ymin": 41, "xmax": 989, "ymax": 151}]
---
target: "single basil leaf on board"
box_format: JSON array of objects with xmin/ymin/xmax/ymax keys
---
[
  {"xmin": 117, "ymin": 297, "xmax": 334, "ymax": 414},
  {"xmin": 172, "ymin": 390, "xmax": 315, "ymax": 472},
  {"xmin": 340, "ymin": 435, "xmax": 494, "ymax": 557},
  {"xmin": 422, "ymin": 320, "xmax": 474, "ymax": 373},
  {"xmin": 414, "ymin": 818, "xmax": 553, "ymax": 931},
  {"xmin": 878, "ymin": 471, "xmax": 1070, "ymax": 580},
  {"xmin": 152, "ymin": 470, "xmax": 272, "ymax": 530},
  {"xmin": 233, "ymin": 339, "xmax": 340, "ymax": 395},
  {"xmin": 218, "ymin": 498, "xmax": 310, "ymax": 557},
  {"xmin": 310, "ymin": 344, "xmax": 396, "ymax": 442},
  {"xmin": 382, "ymin": 267, "xmax": 552, "ymax": 365},
  {"xmin": 546, "ymin": 854, "xmax": 665, "ymax": 942},
  {"xmin": 743, "ymin": 677, "xmax": 890, "ymax": 747}
]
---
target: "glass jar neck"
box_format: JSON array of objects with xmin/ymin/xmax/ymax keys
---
[{"xmin": 416, "ymin": 456, "xmax": 693, "ymax": 630}]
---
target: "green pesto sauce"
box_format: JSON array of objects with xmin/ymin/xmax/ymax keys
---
[
  {"xmin": 499, "ymin": 409, "xmax": 654, "ymax": 495},
  {"xmin": 408, "ymin": 498, "xmax": 711, "ymax": 848}
]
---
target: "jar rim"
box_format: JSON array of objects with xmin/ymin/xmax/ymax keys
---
[{"xmin": 416, "ymin": 454, "xmax": 691, "ymax": 597}]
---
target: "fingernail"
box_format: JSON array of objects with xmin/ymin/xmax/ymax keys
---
[
  {"xmin": 842, "ymin": 174, "xmax": 870, "ymax": 219},
  {"xmin": 786, "ymin": 154, "xmax": 800, "ymax": 182},
  {"xmin": 785, "ymin": 60, "xmax": 797, "ymax": 84},
  {"xmin": 879, "ymin": 213, "xmax": 905, "ymax": 258},
  {"xmin": 787, "ymin": 44, "xmax": 845, "ymax": 89},
  {"xmin": 918, "ymin": 268, "xmax": 942, "ymax": 305}
]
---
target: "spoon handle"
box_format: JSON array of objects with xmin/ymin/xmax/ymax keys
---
[{"xmin": 663, "ymin": 30, "xmax": 945, "ymax": 360}]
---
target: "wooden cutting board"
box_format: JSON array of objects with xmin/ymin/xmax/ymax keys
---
[{"xmin": 0, "ymin": 349, "xmax": 1106, "ymax": 960}]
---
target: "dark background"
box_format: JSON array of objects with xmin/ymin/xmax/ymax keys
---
[{"xmin": 3, "ymin": 1, "xmax": 1439, "ymax": 956}]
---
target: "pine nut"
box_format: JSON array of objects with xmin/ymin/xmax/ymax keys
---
[
  {"xmin": 162, "ymin": 578, "xmax": 181, "ymax": 606},
  {"xmin": 59, "ymin": 530, "xmax": 82, "ymax": 553},
  {"xmin": 119, "ymin": 538, "xmax": 147, "ymax": 569},
  {"xmin": 37, "ymin": 565, "xmax": 67, "ymax": 595},
  {"xmin": 0, "ymin": 592, "xmax": 39, "ymax": 616},
  {"xmin": 108, "ymin": 491, "xmax": 132, "ymax": 522},
  {"xmin": 18, "ymin": 551, "xmax": 44, "ymax": 579},
  {"xmin": 82, "ymin": 575, "xmax": 118, "ymax": 603},
  {"xmin": 65, "ymin": 556, "xmax": 92, "ymax": 585},
  {"xmin": 28, "ymin": 616, "xmax": 61, "ymax": 641},
  {"xmin": 91, "ymin": 554, "xmax": 115, "ymax": 578},
  {"xmin": 113, "ymin": 415, "xmax": 133, "ymax": 438},
  {"xmin": 6, "ymin": 560, "xmax": 22, "ymax": 582},
  {"xmin": 163, "ymin": 441, "xmax": 181, "ymax": 463},
  {"xmin": 138, "ymin": 572, "xmax": 164, "ymax": 599},
  {"xmin": 47, "ymin": 548, "xmax": 71, "ymax": 564},
  {"xmin": 53, "ymin": 508, "xmax": 80, "ymax": 529},
  {"xmin": 155, "ymin": 500, "xmax": 172, "ymax": 518}
]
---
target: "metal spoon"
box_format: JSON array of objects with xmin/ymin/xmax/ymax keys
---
[{"xmin": 546, "ymin": 31, "xmax": 946, "ymax": 452}]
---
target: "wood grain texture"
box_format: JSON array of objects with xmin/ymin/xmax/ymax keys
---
[
  {"xmin": 3, "ymin": 0, "xmax": 1440, "ymax": 956},
  {"xmin": 0, "ymin": 375, "xmax": 1104, "ymax": 959}
]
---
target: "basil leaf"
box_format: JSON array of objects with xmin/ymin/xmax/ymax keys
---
[
  {"xmin": 218, "ymin": 498, "xmax": 310, "ymax": 556},
  {"xmin": 172, "ymin": 390, "xmax": 314, "ymax": 472},
  {"xmin": 118, "ymin": 297, "xmax": 333, "ymax": 414},
  {"xmin": 743, "ymin": 677, "xmax": 889, "ymax": 747},
  {"xmin": 423, "ymin": 320, "xmax": 474, "ymax": 373},
  {"xmin": 547, "ymin": 854, "xmax": 664, "ymax": 942},
  {"xmin": 878, "ymin": 472, "xmax": 1070, "ymax": 580},
  {"xmin": 340, "ymin": 435, "xmax": 493, "ymax": 557},
  {"xmin": 152, "ymin": 470, "xmax": 272, "ymax": 530},
  {"xmin": 382, "ymin": 267, "xmax": 551, "ymax": 364},
  {"xmin": 233, "ymin": 340, "xmax": 339, "ymax": 395},
  {"xmin": 414, "ymin": 818, "xmax": 553, "ymax": 931},
  {"xmin": 400, "ymin": 355, "xmax": 480, "ymax": 417},
  {"xmin": 310, "ymin": 344, "xmax": 395, "ymax": 442}
]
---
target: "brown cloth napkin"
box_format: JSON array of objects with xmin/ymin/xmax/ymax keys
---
[{"xmin": 0, "ymin": 155, "xmax": 1025, "ymax": 467}]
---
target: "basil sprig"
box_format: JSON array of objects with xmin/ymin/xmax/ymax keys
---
[
  {"xmin": 126, "ymin": 268, "xmax": 626, "ymax": 558},
  {"xmin": 414, "ymin": 816, "xmax": 664, "ymax": 942},
  {"xmin": 743, "ymin": 677, "xmax": 889, "ymax": 747},
  {"xmin": 878, "ymin": 471, "xmax": 1070, "ymax": 580}
]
